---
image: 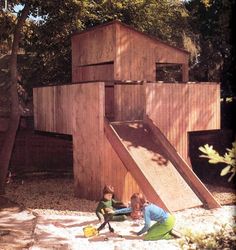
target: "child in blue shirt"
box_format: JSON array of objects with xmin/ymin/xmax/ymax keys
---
[{"xmin": 130, "ymin": 193, "xmax": 175, "ymax": 240}]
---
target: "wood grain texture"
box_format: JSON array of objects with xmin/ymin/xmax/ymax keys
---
[
  {"xmin": 72, "ymin": 21, "xmax": 189, "ymax": 82},
  {"xmin": 103, "ymin": 128, "xmax": 141, "ymax": 203},
  {"xmin": 108, "ymin": 121, "xmax": 204, "ymax": 211},
  {"xmin": 33, "ymin": 85, "xmax": 76, "ymax": 135},
  {"xmin": 145, "ymin": 82, "xmax": 220, "ymax": 163},
  {"xmin": 114, "ymin": 84, "xmax": 144, "ymax": 121},
  {"xmin": 72, "ymin": 83, "xmax": 105, "ymax": 200},
  {"xmin": 144, "ymin": 116, "xmax": 221, "ymax": 209}
]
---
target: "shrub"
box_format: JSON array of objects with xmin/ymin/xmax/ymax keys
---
[
  {"xmin": 178, "ymin": 225, "xmax": 236, "ymax": 249},
  {"xmin": 198, "ymin": 141, "xmax": 236, "ymax": 182}
]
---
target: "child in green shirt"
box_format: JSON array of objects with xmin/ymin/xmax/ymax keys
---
[{"xmin": 95, "ymin": 185, "xmax": 131, "ymax": 222}]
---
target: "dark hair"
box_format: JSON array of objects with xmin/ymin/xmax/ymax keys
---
[{"xmin": 103, "ymin": 184, "xmax": 114, "ymax": 194}]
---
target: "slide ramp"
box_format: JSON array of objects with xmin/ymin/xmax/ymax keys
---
[{"xmin": 105, "ymin": 119, "xmax": 220, "ymax": 211}]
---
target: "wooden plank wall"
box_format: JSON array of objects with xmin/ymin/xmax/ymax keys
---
[
  {"xmin": 73, "ymin": 63, "xmax": 114, "ymax": 82},
  {"xmin": 72, "ymin": 24, "xmax": 116, "ymax": 82},
  {"xmin": 115, "ymin": 24, "xmax": 154, "ymax": 81},
  {"xmin": 72, "ymin": 21, "xmax": 189, "ymax": 83},
  {"xmin": 33, "ymin": 81, "xmax": 220, "ymax": 201},
  {"xmin": 33, "ymin": 85, "xmax": 76, "ymax": 135},
  {"xmin": 3, "ymin": 130, "xmax": 73, "ymax": 174},
  {"xmin": 114, "ymin": 84, "xmax": 145, "ymax": 121},
  {"xmin": 115, "ymin": 23, "xmax": 189, "ymax": 82},
  {"xmin": 145, "ymin": 82, "xmax": 220, "ymax": 163},
  {"xmin": 105, "ymin": 86, "xmax": 114, "ymax": 119},
  {"xmin": 33, "ymin": 82, "xmax": 142, "ymax": 201},
  {"xmin": 103, "ymin": 134, "xmax": 141, "ymax": 203},
  {"xmin": 72, "ymin": 83, "xmax": 104, "ymax": 200},
  {"xmin": 71, "ymin": 82, "xmax": 141, "ymax": 201}
]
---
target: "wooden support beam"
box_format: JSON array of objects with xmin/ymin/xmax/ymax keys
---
[
  {"xmin": 104, "ymin": 119, "xmax": 170, "ymax": 212},
  {"xmin": 182, "ymin": 63, "xmax": 189, "ymax": 82},
  {"xmin": 144, "ymin": 115, "xmax": 221, "ymax": 209}
]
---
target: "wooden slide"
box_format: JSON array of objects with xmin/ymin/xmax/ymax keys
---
[{"xmin": 104, "ymin": 118, "xmax": 221, "ymax": 211}]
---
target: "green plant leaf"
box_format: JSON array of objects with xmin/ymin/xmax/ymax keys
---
[
  {"xmin": 198, "ymin": 141, "xmax": 236, "ymax": 182},
  {"xmin": 209, "ymin": 159, "xmax": 221, "ymax": 164},
  {"xmin": 220, "ymin": 165, "xmax": 231, "ymax": 176}
]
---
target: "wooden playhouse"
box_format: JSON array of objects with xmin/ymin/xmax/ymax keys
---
[{"xmin": 33, "ymin": 21, "xmax": 221, "ymax": 211}]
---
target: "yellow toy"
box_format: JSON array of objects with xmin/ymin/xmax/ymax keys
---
[{"xmin": 83, "ymin": 225, "xmax": 99, "ymax": 238}]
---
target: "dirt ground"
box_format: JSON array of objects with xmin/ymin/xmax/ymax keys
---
[{"xmin": 0, "ymin": 176, "xmax": 235, "ymax": 250}]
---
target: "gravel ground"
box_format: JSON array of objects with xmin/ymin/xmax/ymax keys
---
[{"xmin": 1, "ymin": 176, "xmax": 235, "ymax": 250}]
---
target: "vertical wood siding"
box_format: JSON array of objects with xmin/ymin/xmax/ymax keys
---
[
  {"xmin": 105, "ymin": 86, "xmax": 114, "ymax": 119},
  {"xmin": 116, "ymin": 25, "xmax": 188, "ymax": 81},
  {"xmin": 72, "ymin": 82, "xmax": 141, "ymax": 201},
  {"xmin": 33, "ymin": 83, "xmax": 142, "ymax": 201},
  {"xmin": 145, "ymin": 82, "xmax": 220, "ymax": 163},
  {"xmin": 72, "ymin": 21, "xmax": 189, "ymax": 83},
  {"xmin": 3, "ymin": 130, "xmax": 73, "ymax": 174},
  {"xmin": 72, "ymin": 24, "xmax": 116, "ymax": 83},
  {"xmin": 114, "ymin": 84, "xmax": 145, "ymax": 121},
  {"xmin": 103, "ymin": 134, "xmax": 141, "ymax": 203},
  {"xmin": 33, "ymin": 81, "xmax": 220, "ymax": 202},
  {"xmin": 72, "ymin": 83, "xmax": 105, "ymax": 200},
  {"xmin": 33, "ymin": 85, "xmax": 76, "ymax": 135}
]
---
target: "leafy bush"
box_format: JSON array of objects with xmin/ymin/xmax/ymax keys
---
[
  {"xmin": 178, "ymin": 225, "xmax": 236, "ymax": 249},
  {"xmin": 198, "ymin": 141, "xmax": 236, "ymax": 182}
]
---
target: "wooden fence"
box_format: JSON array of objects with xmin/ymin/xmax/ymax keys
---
[
  {"xmin": 0, "ymin": 129, "xmax": 73, "ymax": 175},
  {"xmin": 33, "ymin": 84, "xmax": 76, "ymax": 134}
]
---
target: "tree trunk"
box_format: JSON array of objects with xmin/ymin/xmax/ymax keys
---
[{"xmin": 0, "ymin": 4, "xmax": 30, "ymax": 194}]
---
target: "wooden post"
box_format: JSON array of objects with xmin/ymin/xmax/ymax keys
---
[{"xmin": 182, "ymin": 63, "xmax": 189, "ymax": 82}]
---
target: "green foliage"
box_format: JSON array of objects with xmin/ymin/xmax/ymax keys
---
[
  {"xmin": 178, "ymin": 225, "xmax": 236, "ymax": 249},
  {"xmin": 22, "ymin": 0, "xmax": 84, "ymax": 86},
  {"xmin": 1, "ymin": 0, "xmax": 192, "ymax": 88},
  {"xmin": 199, "ymin": 142, "xmax": 236, "ymax": 182},
  {"xmin": 3, "ymin": 0, "xmax": 234, "ymax": 98},
  {"xmin": 0, "ymin": 11, "xmax": 15, "ymax": 54},
  {"xmin": 82, "ymin": 0, "xmax": 190, "ymax": 46},
  {"xmin": 185, "ymin": 0, "xmax": 234, "ymax": 96}
]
